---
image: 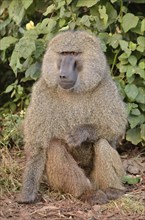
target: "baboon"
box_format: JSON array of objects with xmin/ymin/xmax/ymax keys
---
[{"xmin": 18, "ymin": 31, "xmax": 127, "ymax": 204}]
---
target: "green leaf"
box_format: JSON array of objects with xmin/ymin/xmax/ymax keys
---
[
  {"xmin": 127, "ymin": 76, "xmax": 135, "ymax": 84},
  {"xmin": 25, "ymin": 62, "xmax": 41, "ymax": 80},
  {"xmin": 15, "ymin": 37, "xmax": 36, "ymax": 59},
  {"xmin": 119, "ymin": 40, "xmax": 128, "ymax": 50},
  {"xmin": 24, "ymin": 29, "xmax": 38, "ymax": 39},
  {"xmin": 126, "ymin": 127, "xmax": 142, "ymax": 145},
  {"xmin": 0, "ymin": 36, "xmax": 17, "ymax": 50},
  {"xmin": 119, "ymin": 40, "xmax": 131, "ymax": 56},
  {"xmin": 0, "ymin": 17, "xmax": 11, "ymax": 31},
  {"xmin": 126, "ymin": 65, "xmax": 135, "ymax": 78},
  {"xmin": 57, "ymin": 0, "xmax": 65, "ymax": 9},
  {"xmin": 76, "ymin": 0, "xmax": 98, "ymax": 8},
  {"xmin": 4, "ymin": 85, "xmax": 14, "ymax": 93},
  {"xmin": 118, "ymin": 53, "xmax": 129, "ymax": 60},
  {"xmin": 60, "ymin": 6, "xmax": 65, "ymax": 18},
  {"xmin": 122, "ymin": 175, "xmax": 141, "ymax": 185},
  {"xmin": 128, "ymin": 114, "xmax": 145, "ymax": 128},
  {"xmin": 9, "ymin": 36, "xmax": 36, "ymax": 74},
  {"xmin": 141, "ymin": 124, "xmax": 145, "ymax": 140},
  {"xmin": 131, "ymin": 21, "xmax": 142, "ymax": 35},
  {"xmin": 59, "ymin": 18, "xmax": 66, "ymax": 27},
  {"xmin": 124, "ymin": 84, "xmax": 139, "ymax": 101},
  {"xmin": 111, "ymin": 0, "xmax": 118, "ymax": 2},
  {"xmin": 126, "ymin": 103, "xmax": 138, "ymax": 114},
  {"xmin": 69, "ymin": 22, "xmax": 75, "ymax": 30},
  {"xmin": 99, "ymin": 5, "xmax": 108, "ymax": 26},
  {"xmin": 8, "ymin": 0, "xmax": 25, "ymax": 25},
  {"xmin": 106, "ymin": 2, "xmax": 117, "ymax": 25},
  {"xmin": 10, "ymin": 51, "xmax": 22, "ymax": 74},
  {"xmin": 122, "ymin": 13, "xmax": 139, "ymax": 33},
  {"xmin": 136, "ymin": 88, "xmax": 145, "ymax": 104},
  {"xmin": 0, "ymin": 0, "xmax": 10, "ymax": 16},
  {"xmin": 43, "ymin": 4, "xmax": 55, "ymax": 16},
  {"xmin": 34, "ymin": 39, "xmax": 45, "ymax": 59},
  {"xmin": 131, "ymin": 0, "xmax": 145, "ymax": 3},
  {"xmin": 141, "ymin": 19, "xmax": 145, "ymax": 32},
  {"xmin": 22, "ymin": 0, "xmax": 33, "ymax": 9},
  {"xmin": 80, "ymin": 15, "xmax": 91, "ymax": 27},
  {"xmin": 136, "ymin": 67, "xmax": 145, "ymax": 80},
  {"xmin": 139, "ymin": 104, "xmax": 145, "ymax": 112},
  {"xmin": 37, "ymin": 18, "xmax": 56, "ymax": 34},
  {"xmin": 109, "ymin": 34, "xmax": 122, "ymax": 49},
  {"xmin": 136, "ymin": 46, "xmax": 144, "ymax": 53},
  {"xmin": 66, "ymin": 0, "xmax": 73, "ymax": 4},
  {"xmin": 139, "ymin": 61, "xmax": 145, "ymax": 70},
  {"xmin": 131, "ymin": 109, "xmax": 141, "ymax": 116},
  {"xmin": 17, "ymin": 85, "xmax": 24, "ymax": 95},
  {"xmin": 59, "ymin": 25, "xmax": 69, "ymax": 31},
  {"xmin": 11, "ymin": 89, "xmax": 15, "ymax": 98},
  {"xmin": 128, "ymin": 55, "xmax": 137, "ymax": 66},
  {"xmin": 129, "ymin": 42, "xmax": 137, "ymax": 51},
  {"xmin": 137, "ymin": 36, "xmax": 145, "ymax": 48}
]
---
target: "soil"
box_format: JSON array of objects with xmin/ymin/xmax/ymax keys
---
[{"xmin": 0, "ymin": 145, "xmax": 145, "ymax": 220}]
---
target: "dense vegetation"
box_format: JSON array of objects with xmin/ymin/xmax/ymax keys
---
[{"xmin": 0, "ymin": 0, "xmax": 145, "ymax": 146}]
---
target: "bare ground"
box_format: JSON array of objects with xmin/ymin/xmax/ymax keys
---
[{"xmin": 0, "ymin": 145, "xmax": 145, "ymax": 220}]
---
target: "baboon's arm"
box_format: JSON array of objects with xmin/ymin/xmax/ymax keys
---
[{"xmin": 18, "ymin": 147, "xmax": 46, "ymax": 204}]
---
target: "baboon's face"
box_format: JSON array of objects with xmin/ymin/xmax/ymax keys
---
[
  {"xmin": 57, "ymin": 52, "xmax": 82, "ymax": 90},
  {"xmin": 42, "ymin": 31, "xmax": 107, "ymax": 93}
]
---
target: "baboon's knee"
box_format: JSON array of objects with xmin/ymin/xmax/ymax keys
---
[
  {"xmin": 90, "ymin": 139, "xmax": 125, "ymax": 191},
  {"xmin": 46, "ymin": 139, "xmax": 92, "ymax": 198}
]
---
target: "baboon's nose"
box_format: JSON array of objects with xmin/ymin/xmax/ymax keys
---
[{"xmin": 59, "ymin": 74, "xmax": 67, "ymax": 79}]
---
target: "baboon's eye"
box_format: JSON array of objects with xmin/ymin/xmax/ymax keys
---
[
  {"xmin": 73, "ymin": 60, "xmax": 77, "ymax": 70},
  {"xmin": 60, "ymin": 52, "xmax": 81, "ymax": 56},
  {"xmin": 73, "ymin": 59, "xmax": 83, "ymax": 72}
]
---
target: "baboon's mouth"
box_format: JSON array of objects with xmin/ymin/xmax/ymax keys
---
[{"xmin": 59, "ymin": 81, "xmax": 75, "ymax": 90}]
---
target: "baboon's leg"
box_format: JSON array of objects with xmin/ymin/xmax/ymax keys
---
[
  {"xmin": 90, "ymin": 139, "xmax": 125, "ymax": 191},
  {"xmin": 18, "ymin": 146, "xmax": 46, "ymax": 203},
  {"xmin": 46, "ymin": 139, "xmax": 92, "ymax": 198}
]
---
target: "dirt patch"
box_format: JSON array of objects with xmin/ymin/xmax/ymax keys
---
[{"xmin": 0, "ymin": 190, "xmax": 144, "ymax": 220}]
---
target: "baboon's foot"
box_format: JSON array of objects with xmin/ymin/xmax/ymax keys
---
[
  {"xmin": 80, "ymin": 189, "xmax": 109, "ymax": 205},
  {"xmin": 105, "ymin": 187, "xmax": 125, "ymax": 200},
  {"xmin": 17, "ymin": 193, "xmax": 42, "ymax": 204}
]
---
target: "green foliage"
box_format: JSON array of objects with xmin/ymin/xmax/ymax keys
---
[
  {"xmin": 0, "ymin": 111, "xmax": 25, "ymax": 148},
  {"xmin": 122, "ymin": 175, "xmax": 141, "ymax": 185},
  {"xmin": 0, "ymin": 0, "xmax": 145, "ymax": 146}
]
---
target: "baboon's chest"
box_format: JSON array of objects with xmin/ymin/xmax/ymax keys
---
[
  {"xmin": 60, "ymin": 95, "xmax": 93, "ymax": 124},
  {"xmin": 49, "ymin": 92, "xmax": 96, "ymax": 140}
]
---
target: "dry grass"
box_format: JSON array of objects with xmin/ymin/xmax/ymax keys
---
[
  {"xmin": 0, "ymin": 147, "xmax": 23, "ymax": 197},
  {"xmin": 104, "ymin": 194, "xmax": 145, "ymax": 216}
]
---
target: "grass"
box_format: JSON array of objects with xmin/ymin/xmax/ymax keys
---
[
  {"xmin": 0, "ymin": 147, "xmax": 23, "ymax": 197},
  {"xmin": 102, "ymin": 192, "xmax": 145, "ymax": 216}
]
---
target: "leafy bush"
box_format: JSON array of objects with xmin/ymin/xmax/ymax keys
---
[
  {"xmin": 0, "ymin": 111, "xmax": 25, "ymax": 148},
  {"xmin": 0, "ymin": 0, "xmax": 145, "ymax": 146}
]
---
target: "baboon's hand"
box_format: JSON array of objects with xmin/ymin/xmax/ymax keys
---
[
  {"xmin": 65, "ymin": 125, "xmax": 96, "ymax": 148},
  {"xmin": 66, "ymin": 130, "xmax": 89, "ymax": 148},
  {"xmin": 17, "ymin": 193, "xmax": 37, "ymax": 204}
]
